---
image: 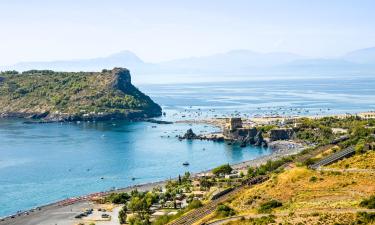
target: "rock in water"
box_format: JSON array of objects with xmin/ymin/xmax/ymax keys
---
[{"xmin": 182, "ymin": 128, "xmax": 197, "ymax": 139}]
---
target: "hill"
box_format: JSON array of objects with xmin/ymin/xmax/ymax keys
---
[
  {"xmin": 0, "ymin": 68, "xmax": 162, "ymax": 121},
  {"xmin": 158, "ymin": 50, "xmax": 304, "ymax": 73},
  {"xmin": 6, "ymin": 51, "xmax": 147, "ymax": 72},
  {"xmin": 343, "ymin": 47, "xmax": 375, "ymax": 64},
  {"xmin": 4, "ymin": 47, "xmax": 375, "ymax": 82}
]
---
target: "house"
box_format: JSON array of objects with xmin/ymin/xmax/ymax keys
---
[{"xmin": 357, "ymin": 112, "xmax": 375, "ymax": 119}]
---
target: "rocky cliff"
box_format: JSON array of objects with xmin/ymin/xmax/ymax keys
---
[{"xmin": 0, "ymin": 68, "xmax": 162, "ymax": 121}]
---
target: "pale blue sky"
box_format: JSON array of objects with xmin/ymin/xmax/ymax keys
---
[{"xmin": 1, "ymin": 0, "xmax": 375, "ymax": 65}]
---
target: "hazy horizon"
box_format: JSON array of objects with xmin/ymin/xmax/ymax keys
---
[{"xmin": 1, "ymin": 0, "xmax": 375, "ymax": 65}]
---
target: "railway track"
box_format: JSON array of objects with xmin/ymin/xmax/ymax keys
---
[
  {"xmin": 168, "ymin": 176, "xmax": 268, "ymax": 225},
  {"xmin": 309, "ymin": 146, "xmax": 355, "ymax": 170}
]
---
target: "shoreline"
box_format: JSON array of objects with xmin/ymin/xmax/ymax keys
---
[
  {"xmin": 175, "ymin": 110, "xmax": 375, "ymax": 127},
  {"xmin": 0, "ymin": 139, "xmax": 304, "ymax": 224}
]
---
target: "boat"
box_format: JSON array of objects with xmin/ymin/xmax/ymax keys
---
[{"xmin": 182, "ymin": 161, "xmax": 190, "ymax": 166}]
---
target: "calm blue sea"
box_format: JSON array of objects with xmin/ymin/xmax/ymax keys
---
[{"xmin": 0, "ymin": 75, "xmax": 375, "ymax": 216}]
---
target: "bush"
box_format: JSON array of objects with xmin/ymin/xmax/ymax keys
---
[
  {"xmin": 303, "ymin": 157, "xmax": 319, "ymax": 166},
  {"xmin": 360, "ymin": 195, "xmax": 375, "ymax": 209},
  {"xmin": 258, "ymin": 200, "xmax": 282, "ymax": 213},
  {"xmin": 152, "ymin": 215, "xmax": 173, "ymax": 225},
  {"xmin": 355, "ymin": 139, "xmax": 366, "ymax": 154},
  {"xmin": 212, "ymin": 164, "xmax": 233, "ymax": 176},
  {"xmin": 216, "ymin": 204, "xmax": 235, "ymax": 217},
  {"xmin": 356, "ymin": 212, "xmax": 375, "ymax": 224},
  {"xmin": 118, "ymin": 206, "xmax": 127, "ymax": 224},
  {"xmin": 242, "ymin": 215, "xmax": 276, "ymax": 225},
  {"xmin": 248, "ymin": 157, "xmax": 293, "ymax": 177},
  {"xmin": 106, "ymin": 192, "xmax": 131, "ymax": 204},
  {"xmin": 187, "ymin": 199, "xmax": 203, "ymax": 210},
  {"xmin": 309, "ymin": 176, "xmax": 318, "ymax": 182}
]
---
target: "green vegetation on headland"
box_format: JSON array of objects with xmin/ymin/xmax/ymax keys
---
[{"xmin": 0, "ymin": 68, "xmax": 161, "ymax": 121}]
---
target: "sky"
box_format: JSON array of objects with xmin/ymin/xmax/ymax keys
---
[{"xmin": 1, "ymin": 0, "xmax": 375, "ymax": 65}]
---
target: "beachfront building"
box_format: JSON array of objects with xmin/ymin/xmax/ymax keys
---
[{"xmin": 357, "ymin": 111, "xmax": 375, "ymax": 119}]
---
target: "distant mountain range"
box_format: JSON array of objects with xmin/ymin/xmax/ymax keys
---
[{"xmin": 2, "ymin": 47, "xmax": 375, "ymax": 77}]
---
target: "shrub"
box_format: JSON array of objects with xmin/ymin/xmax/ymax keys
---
[
  {"xmin": 355, "ymin": 139, "xmax": 366, "ymax": 154},
  {"xmin": 258, "ymin": 200, "xmax": 282, "ymax": 213},
  {"xmin": 239, "ymin": 215, "xmax": 276, "ymax": 225},
  {"xmin": 356, "ymin": 212, "xmax": 375, "ymax": 224},
  {"xmin": 106, "ymin": 192, "xmax": 131, "ymax": 204},
  {"xmin": 118, "ymin": 206, "xmax": 127, "ymax": 224},
  {"xmin": 360, "ymin": 195, "xmax": 375, "ymax": 209},
  {"xmin": 212, "ymin": 164, "xmax": 233, "ymax": 176},
  {"xmin": 303, "ymin": 158, "xmax": 319, "ymax": 166},
  {"xmin": 309, "ymin": 176, "xmax": 318, "ymax": 182},
  {"xmin": 216, "ymin": 204, "xmax": 235, "ymax": 217},
  {"xmin": 187, "ymin": 199, "xmax": 203, "ymax": 210},
  {"xmin": 249, "ymin": 157, "xmax": 293, "ymax": 176}
]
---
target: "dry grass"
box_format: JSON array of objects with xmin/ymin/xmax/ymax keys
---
[
  {"xmin": 328, "ymin": 151, "xmax": 375, "ymax": 170},
  {"xmin": 223, "ymin": 212, "xmax": 359, "ymax": 225},
  {"xmin": 230, "ymin": 166, "xmax": 375, "ymax": 214},
  {"xmin": 203, "ymin": 152, "xmax": 375, "ymax": 224}
]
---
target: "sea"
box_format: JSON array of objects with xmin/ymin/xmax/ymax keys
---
[{"xmin": 0, "ymin": 75, "xmax": 374, "ymax": 216}]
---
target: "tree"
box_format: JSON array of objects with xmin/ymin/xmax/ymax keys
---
[
  {"xmin": 127, "ymin": 196, "xmax": 149, "ymax": 219},
  {"xmin": 355, "ymin": 139, "xmax": 366, "ymax": 154},
  {"xmin": 212, "ymin": 164, "xmax": 233, "ymax": 176},
  {"xmin": 247, "ymin": 167, "xmax": 255, "ymax": 178},
  {"xmin": 216, "ymin": 204, "xmax": 235, "ymax": 217},
  {"xmin": 118, "ymin": 205, "xmax": 127, "ymax": 224},
  {"xmin": 200, "ymin": 178, "xmax": 213, "ymax": 189},
  {"xmin": 107, "ymin": 192, "xmax": 130, "ymax": 204}
]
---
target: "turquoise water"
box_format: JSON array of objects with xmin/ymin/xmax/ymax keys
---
[
  {"xmin": 0, "ymin": 120, "xmax": 269, "ymax": 216},
  {"xmin": 1, "ymin": 75, "xmax": 375, "ymax": 217}
]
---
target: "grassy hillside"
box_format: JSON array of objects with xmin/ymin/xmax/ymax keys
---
[
  {"xmin": 193, "ymin": 117, "xmax": 375, "ymax": 225},
  {"xmin": 200, "ymin": 154, "xmax": 375, "ymax": 225},
  {"xmin": 0, "ymin": 68, "xmax": 161, "ymax": 121}
]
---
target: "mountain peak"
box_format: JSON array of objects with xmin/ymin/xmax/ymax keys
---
[{"xmin": 105, "ymin": 50, "xmax": 144, "ymax": 64}]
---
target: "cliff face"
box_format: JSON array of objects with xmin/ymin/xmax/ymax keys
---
[{"xmin": 0, "ymin": 68, "xmax": 162, "ymax": 121}]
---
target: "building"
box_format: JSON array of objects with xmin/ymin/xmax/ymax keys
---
[
  {"xmin": 225, "ymin": 118, "xmax": 243, "ymax": 131},
  {"xmin": 357, "ymin": 112, "xmax": 375, "ymax": 119},
  {"xmin": 222, "ymin": 118, "xmax": 265, "ymax": 146}
]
